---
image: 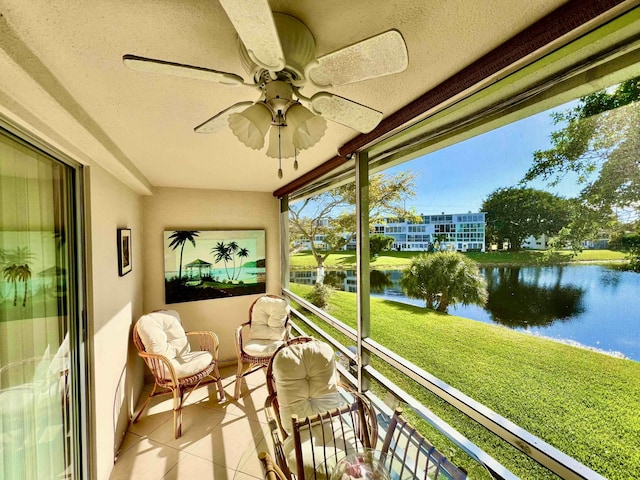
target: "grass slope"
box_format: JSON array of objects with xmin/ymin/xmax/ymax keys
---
[
  {"xmin": 289, "ymin": 283, "xmax": 640, "ymax": 480},
  {"xmin": 289, "ymin": 249, "xmax": 628, "ymax": 270}
]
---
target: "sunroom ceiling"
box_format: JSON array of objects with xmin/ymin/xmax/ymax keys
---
[{"xmin": 0, "ymin": 0, "xmax": 570, "ymax": 195}]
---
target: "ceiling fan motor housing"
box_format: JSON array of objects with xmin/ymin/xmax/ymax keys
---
[{"xmin": 238, "ymin": 12, "xmax": 316, "ymax": 83}]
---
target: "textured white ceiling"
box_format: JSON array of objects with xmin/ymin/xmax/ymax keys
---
[{"xmin": 0, "ymin": 0, "xmax": 568, "ymax": 194}]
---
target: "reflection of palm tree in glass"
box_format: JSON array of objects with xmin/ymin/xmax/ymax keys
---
[
  {"xmin": 2, "ymin": 246, "xmax": 35, "ymax": 306},
  {"xmin": 168, "ymin": 231, "xmax": 199, "ymax": 281},
  {"xmin": 17, "ymin": 264, "xmax": 32, "ymax": 307},
  {"xmin": 3, "ymin": 264, "xmax": 20, "ymax": 306},
  {"xmin": 236, "ymin": 247, "xmax": 250, "ymax": 280},
  {"xmin": 212, "ymin": 242, "xmax": 232, "ymax": 280}
]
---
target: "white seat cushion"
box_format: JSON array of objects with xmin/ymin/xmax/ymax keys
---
[
  {"xmin": 243, "ymin": 338, "xmax": 285, "ymax": 358},
  {"xmin": 168, "ymin": 350, "xmax": 213, "ymax": 379},
  {"xmin": 249, "ymin": 296, "xmax": 290, "ymax": 341},
  {"xmin": 136, "ymin": 310, "xmax": 189, "ymax": 359},
  {"xmin": 273, "ymin": 340, "xmax": 344, "ymax": 435},
  {"xmin": 283, "ymin": 419, "xmax": 359, "ymax": 480}
]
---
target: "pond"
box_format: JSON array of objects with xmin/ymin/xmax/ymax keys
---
[{"xmin": 290, "ymin": 264, "xmax": 640, "ymax": 362}]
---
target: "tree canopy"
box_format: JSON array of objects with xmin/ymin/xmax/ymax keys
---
[
  {"xmin": 289, "ymin": 171, "xmax": 417, "ymax": 269},
  {"xmin": 522, "ymin": 77, "xmax": 640, "ymax": 249},
  {"xmin": 482, "ymin": 187, "xmax": 571, "ymax": 250}
]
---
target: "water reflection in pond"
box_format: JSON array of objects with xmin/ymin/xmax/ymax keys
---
[{"xmin": 290, "ymin": 264, "xmax": 640, "ymax": 361}]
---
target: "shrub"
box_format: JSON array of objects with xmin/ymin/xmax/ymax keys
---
[
  {"xmin": 400, "ymin": 251, "xmax": 488, "ymax": 312},
  {"xmin": 306, "ymin": 282, "xmax": 334, "ymax": 309}
]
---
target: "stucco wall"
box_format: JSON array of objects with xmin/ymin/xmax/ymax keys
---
[
  {"xmin": 86, "ymin": 163, "xmax": 144, "ymax": 480},
  {"xmin": 141, "ymin": 187, "xmax": 281, "ymax": 364}
]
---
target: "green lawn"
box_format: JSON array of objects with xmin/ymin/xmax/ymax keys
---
[
  {"xmin": 289, "ymin": 249, "xmax": 629, "ymax": 270},
  {"xmin": 288, "ymin": 283, "xmax": 640, "ymax": 480}
]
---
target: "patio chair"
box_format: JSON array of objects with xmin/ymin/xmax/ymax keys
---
[
  {"xmin": 380, "ymin": 408, "xmax": 467, "ymax": 480},
  {"xmin": 132, "ymin": 310, "xmax": 226, "ymax": 438},
  {"xmin": 265, "ymin": 337, "xmax": 378, "ymax": 480},
  {"xmin": 234, "ymin": 294, "xmax": 291, "ymax": 399}
]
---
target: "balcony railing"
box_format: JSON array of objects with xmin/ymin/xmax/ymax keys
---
[{"xmin": 283, "ymin": 288, "xmax": 608, "ymax": 480}]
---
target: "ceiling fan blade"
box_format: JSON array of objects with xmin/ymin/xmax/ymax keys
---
[
  {"xmin": 306, "ymin": 30, "xmax": 408, "ymax": 87},
  {"xmin": 194, "ymin": 102, "xmax": 254, "ymax": 134},
  {"xmin": 218, "ymin": 0, "xmax": 285, "ymax": 71},
  {"xmin": 123, "ymin": 55, "xmax": 244, "ymax": 85},
  {"xmin": 310, "ymin": 93, "xmax": 383, "ymax": 133}
]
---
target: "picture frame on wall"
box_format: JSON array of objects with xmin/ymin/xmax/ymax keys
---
[
  {"xmin": 163, "ymin": 229, "xmax": 266, "ymax": 304},
  {"xmin": 118, "ymin": 228, "xmax": 132, "ymax": 276}
]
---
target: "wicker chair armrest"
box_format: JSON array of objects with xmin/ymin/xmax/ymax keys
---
[
  {"xmin": 186, "ymin": 331, "xmax": 220, "ymax": 360},
  {"xmin": 136, "ymin": 350, "xmax": 179, "ymax": 386},
  {"xmin": 265, "ymin": 395, "xmax": 293, "ymax": 479},
  {"xmin": 235, "ymin": 322, "xmax": 251, "ymax": 355}
]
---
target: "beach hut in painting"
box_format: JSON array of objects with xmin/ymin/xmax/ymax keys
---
[{"xmin": 185, "ymin": 259, "xmax": 212, "ymax": 280}]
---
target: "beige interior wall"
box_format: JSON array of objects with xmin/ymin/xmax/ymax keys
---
[
  {"xmin": 86, "ymin": 163, "xmax": 144, "ymax": 480},
  {"xmin": 141, "ymin": 187, "xmax": 281, "ymax": 364}
]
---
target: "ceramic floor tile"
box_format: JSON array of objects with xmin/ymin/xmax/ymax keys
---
[
  {"xmin": 110, "ymin": 437, "xmax": 184, "ymax": 480},
  {"xmin": 128, "ymin": 394, "xmax": 174, "ymax": 437},
  {"xmin": 161, "ymin": 452, "xmax": 234, "ymax": 480},
  {"xmin": 116, "ymin": 431, "xmax": 144, "ymax": 457},
  {"xmin": 185, "ymin": 415, "xmax": 270, "ymax": 470},
  {"xmin": 147, "ymin": 404, "xmax": 228, "ymax": 450}
]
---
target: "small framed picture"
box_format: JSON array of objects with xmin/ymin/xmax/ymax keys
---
[{"xmin": 117, "ymin": 228, "xmax": 132, "ymax": 276}]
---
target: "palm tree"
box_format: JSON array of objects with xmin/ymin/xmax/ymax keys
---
[
  {"xmin": 167, "ymin": 231, "xmax": 199, "ymax": 281},
  {"xmin": 227, "ymin": 241, "xmax": 239, "ymax": 280},
  {"xmin": 400, "ymin": 251, "xmax": 488, "ymax": 312},
  {"xmin": 17, "ymin": 264, "xmax": 32, "ymax": 307},
  {"xmin": 211, "ymin": 242, "xmax": 232, "ymax": 280},
  {"xmin": 3, "ymin": 264, "xmax": 20, "ymax": 306},
  {"xmin": 2, "ymin": 246, "xmax": 35, "ymax": 306},
  {"xmin": 235, "ymin": 247, "xmax": 250, "ymax": 280}
]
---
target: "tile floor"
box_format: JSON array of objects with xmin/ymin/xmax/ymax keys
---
[{"xmin": 110, "ymin": 366, "xmax": 272, "ymax": 480}]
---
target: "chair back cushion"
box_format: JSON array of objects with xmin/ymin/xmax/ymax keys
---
[
  {"xmin": 136, "ymin": 310, "xmax": 190, "ymax": 359},
  {"xmin": 249, "ymin": 296, "xmax": 290, "ymax": 341},
  {"xmin": 272, "ymin": 340, "xmax": 343, "ymax": 435}
]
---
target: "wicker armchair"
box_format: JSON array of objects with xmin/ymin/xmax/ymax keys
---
[
  {"xmin": 265, "ymin": 337, "xmax": 378, "ymax": 480},
  {"xmin": 132, "ymin": 310, "xmax": 226, "ymax": 438},
  {"xmin": 234, "ymin": 294, "xmax": 291, "ymax": 399}
]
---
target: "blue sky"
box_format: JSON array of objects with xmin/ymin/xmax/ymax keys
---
[{"xmin": 387, "ymin": 105, "xmax": 584, "ymax": 215}]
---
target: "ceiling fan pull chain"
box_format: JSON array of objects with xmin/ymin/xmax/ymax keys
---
[
  {"xmin": 277, "ymin": 120, "xmax": 283, "ymax": 179},
  {"xmin": 294, "ymin": 148, "xmax": 298, "ymax": 171}
]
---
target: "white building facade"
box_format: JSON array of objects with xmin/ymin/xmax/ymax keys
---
[{"xmin": 377, "ymin": 212, "xmax": 486, "ymax": 252}]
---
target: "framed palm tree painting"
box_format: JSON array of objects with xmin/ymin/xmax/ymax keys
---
[{"xmin": 163, "ymin": 229, "xmax": 266, "ymax": 304}]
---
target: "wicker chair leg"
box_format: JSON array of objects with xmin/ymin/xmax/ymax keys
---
[
  {"xmin": 213, "ymin": 364, "xmax": 227, "ymax": 403},
  {"xmin": 234, "ymin": 360, "xmax": 245, "ymax": 400},
  {"xmin": 173, "ymin": 388, "xmax": 184, "ymax": 439},
  {"xmin": 132, "ymin": 382, "xmax": 157, "ymax": 424}
]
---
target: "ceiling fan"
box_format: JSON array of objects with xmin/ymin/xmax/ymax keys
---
[{"xmin": 123, "ymin": 0, "xmax": 408, "ymax": 176}]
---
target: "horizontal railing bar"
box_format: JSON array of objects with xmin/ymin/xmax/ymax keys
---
[
  {"xmin": 364, "ymin": 366, "xmax": 516, "ymax": 480},
  {"xmin": 363, "ymin": 336, "xmax": 607, "ymax": 480},
  {"xmin": 284, "ymin": 289, "xmax": 357, "ymax": 343}
]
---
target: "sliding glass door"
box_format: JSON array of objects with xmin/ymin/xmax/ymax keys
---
[{"xmin": 0, "ymin": 129, "xmax": 84, "ymax": 479}]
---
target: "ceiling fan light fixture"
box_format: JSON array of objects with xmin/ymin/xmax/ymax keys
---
[
  {"xmin": 228, "ymin": 102, "xmax": 272, "ymax": 149},
  {"xmin": 287, "ymin": 103, "xmax": 327, "ymax": 150},
  {"xmin": 266, "ymin": 123, "xmax": 295, "ymax": 159}
]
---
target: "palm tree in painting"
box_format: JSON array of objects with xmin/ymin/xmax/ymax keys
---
[
  {"xmin": 235, "ymin": 247, "xmax": 250, "ymax": 280},
  {"xmin": 168, "ymin": 231, "xmax": 199, "ymax": 281},
  {"xmin": 227, "ymin": 241, "xmax": 239, "ymax": 279},
  {"xmin": 212, "ymin": 242, "xmax": 232, "ymax": 280}
]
